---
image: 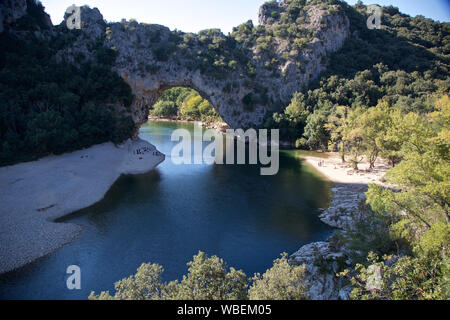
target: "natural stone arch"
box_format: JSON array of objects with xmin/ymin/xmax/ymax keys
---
[
  {"xmin": 60, "ymin": 3, "xmax": 350, "ymax": 130},
  {"xmin": 123, "ymin": 74, "xmax": 231, "ymax": 129}
]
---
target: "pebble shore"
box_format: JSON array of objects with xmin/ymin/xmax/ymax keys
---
[{"xmin": 0, "ymin": 139, "xmax": 164, "ymax": 275}]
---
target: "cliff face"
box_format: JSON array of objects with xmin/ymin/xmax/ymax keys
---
[
  {"xmin": 57, "ymin": 1, "xmax": 350, "ymax": 129},
  {"xmin": 0, "ymin": 0, "xmax": 52, "ymax": 33},
  {"xmin": 3, "ymin": 0, "xmax": 350, "ymax": 130}
]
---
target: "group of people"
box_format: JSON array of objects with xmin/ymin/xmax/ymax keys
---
[
  {"xmin": 318, "ymin": 160, "xmax": 325, "ymax": 167},
  {"xmin": 134, "ymin": 146, "xmax": 162, "ymax": 157}
]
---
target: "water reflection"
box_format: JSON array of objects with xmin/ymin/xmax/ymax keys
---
[{"xmin": 0, "ymin": 121, "xmax": 332, "ymax": 300}]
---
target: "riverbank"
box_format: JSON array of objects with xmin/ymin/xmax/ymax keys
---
[
  {"xmin": 291, "ymin": 153, "xmax": 389, "ymax": 299},
  {"xmin": 0, "ymin": 138, "xmax": 165, "ymax": 275},
  {"xmin": 148, "ymin": 116, "xmax": 229, "ymax": 133}
]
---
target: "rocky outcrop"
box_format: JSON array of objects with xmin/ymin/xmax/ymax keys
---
[
  {"xmin": 290, "ymin": 183, "xmax": 370, "ymax": 300},
  {"xmin": 319, "ymin": 184, "xmax": 368, "ymax": 230},
  {"xmin": 0, "ymin": 0, "xmax": 52, "ymax": 33},
  {"xmin": 1, "ymin": 1, "xmax": 349, "ymax": 130},
  {"xmin": 56, "ymin": 1, "xmax": 350, "ymax": 130},
  {"xmin": 291, "ymin": 241, "xmax": 353, "ymax": 300}
]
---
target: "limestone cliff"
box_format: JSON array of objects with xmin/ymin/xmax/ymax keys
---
[
  {"xmin": 54, "ymin": 1, "xmax": 349, "ymax": 129},
  {"xmin": 0, "ymin": 0, "xmax": 51, "ymax": 33},
  {"xmin": 1, "ymin": 0, "xmax": 350, "ymax": 129}
]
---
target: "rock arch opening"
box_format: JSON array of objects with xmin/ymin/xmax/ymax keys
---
[
  {"xmin": 147, "ymin": 86, "xmax": 225, "ymax": 127},
  {"xmin": 58, "ymin": 4, "xmax": 350, "ymax": 132}
]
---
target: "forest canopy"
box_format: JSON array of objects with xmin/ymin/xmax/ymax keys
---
[
  {"xmin": 0, "ymin": 1, "xmax": 136, "ymax": 166},
  {"xmin": 149, "ymin": 87, "xmax": 222, "ymax": 123}
]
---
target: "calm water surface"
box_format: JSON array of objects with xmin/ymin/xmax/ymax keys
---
[{"xmin": 0, "ymin": 121, "xmax": 332, "ymax": 299}]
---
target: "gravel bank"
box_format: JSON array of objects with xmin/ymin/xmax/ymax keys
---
[{"xmin": 0, "ymin": 138, "xmax": 164, "ymax": 274}]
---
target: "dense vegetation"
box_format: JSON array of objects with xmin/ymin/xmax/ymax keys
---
[
  {"xmin": 149, "ymin": 87, "xmax": 222, "ymax": 123},
  {"xmin": 96, "ymin": 1, "xmax": 449, "ymax": 300},
  {"xmin": 260, "ymin": 1, "xmax": 449, "ymax": 300},
  {"xmin": 89, "ymin": 251, "xmax": 308, "ymax": 300},
  {"xmin": 1, "ymin": 0, "xmax": 448, "ymax": 300},
  {"xmin": 0, "ymin": 1, "xmax": 135, "ymax": 166},
  {"xmin": 265, "ymin": 1, "xmax": 449, "ymax": 144},
  {"xmin": 128, "ymin": 98, "xmax": 449, "ymax": 301},
  {"xmin": 332, "ymin": 95, "xmax": 449, "ymax": 299}
]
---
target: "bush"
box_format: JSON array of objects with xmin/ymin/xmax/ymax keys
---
[
  {"xmin": 248, "ymin": 253, "xmax": 308, "ymax": 300},
  {"xmin": 149, "ymin": 101, "xmax": 177, "ymax": 118},
  {"xmin": 90, "ymin": 251, "xmax": 309, "ymax": 300},
  {"xmin": 0, "ymin": 20, "xmax": 135, "ymax": 166}
]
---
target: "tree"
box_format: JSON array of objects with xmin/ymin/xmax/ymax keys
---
[
  {"xmin": 284, "ymin": 92, "xmax": 310, "ymax": 125},
  {"xmin": 326, "ymin": 105, "xmax": 350, "ymax": 163},
  {"xmin": 341, "ymin": 107, "xmax": 365, "ymax": 170},
  {"xmin": 149, "ymin": 100, "xmax": 177, "ymax": 118},
  {"xmin": 378, "ymin": 107, "xmax": 404, "ymax": 167},
  {"xmin": 89, "ymin": 252, "xmax": 248, "ymax": 300},
  {"xmin": 89, "ymin": 263, "xmax": 174, "ymax": 300},
  {"xmin": 366, "ymin": 95, "xmax": 449, "ymax": 238},
  {"xmin": 343, "ymin": 222, "xmax": 449, "ymax": 300},
  {"xmin": 172, "ymin": 251, "xmax": 248, "ymax": 300},
  {"xmin": 248, "ymin": 253, "xmax": 308, "ymax": 300},
  {"xmin": 358, "ymin": 102, "xmax": 391, "ymax": 170},
  {"xmin": 303, "ymin": 110, "xmax": 328, "ymax": 150}
]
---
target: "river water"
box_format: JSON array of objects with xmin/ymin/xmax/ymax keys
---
[{"xmin": 0, "ymin": 121, "xmax": 332, "ymax": 300}]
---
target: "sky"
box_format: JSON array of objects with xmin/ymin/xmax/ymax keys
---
[{"xmin": 40, "ymin": 0, "xmax": 450, "ymax": 34}]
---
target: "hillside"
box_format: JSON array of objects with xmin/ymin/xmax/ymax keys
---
[
  {"xmin": 0, "ymin": 0, "xmax": 448, "ymax": 301},
  {"xmin": 0, "ymin": 0, "xmax": 448, "ymax": 159}
]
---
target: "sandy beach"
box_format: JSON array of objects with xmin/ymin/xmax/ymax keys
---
[
  {"xmin": 302, "ymin": 153, "xmax": 388, "ymax": 186},
  {"xmin": 289, "ymin": 153, "xmax": 391, "ymax": 299},
  {"xmin": 300, "ymin": 152, "xmax": 389, "ymax": 230},
  {"xmin": 0, "ymin": 138, "xmax": 164, "ymax": 274}
]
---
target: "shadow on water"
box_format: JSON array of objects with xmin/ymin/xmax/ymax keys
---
[
  {"xmin": 56, "ymin": 170, "xmax": 163, "ymax": 223},
  {"xmin": 0, "ymin": 121, "xmax": 333, "ymax": 300}
]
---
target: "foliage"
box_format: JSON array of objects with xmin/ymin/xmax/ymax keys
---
[
  {"xmin": 149, "ymin": 87, "xmax": 222, "ymax": 122},
  {"xmin": 248, "ymin": 253, "xmax": 308, "ymax": 300},
  {"xmin": 341, "ymin": 95, "xmax": 450, "ymax": 300},
  {"xmin": 171, "ymin": 252, "xmax": 248, "ymax": 300},
  {"xmin": 89, "ymin": 251, "xmax": 308, "ymax": 300},
  {"xmin": 149, "ymin": 101, "xmax": 177, "ymax": 118},
  {"xmin": 264, "ymin": 92, "xmax": 310, "ymax": 141},
  {"xmin": 367, "ymin": 98, "xmax": 449, "ymax": 232},
  {"xmin": 341, "ymin": 240, "xmax": 449, "ymax": 300},
  {"xmin": 265, "ymin": 1, "xmax": 449, "ymax": 146},
  {"xmin": 302, "ymin": 110, "xmax": 328, "ymax": 150},
  {"xmin": 0, "ymin": 25, "xmax": 135, "ymax": 166}
]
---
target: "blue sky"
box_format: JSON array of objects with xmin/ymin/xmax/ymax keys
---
[{"xmin": 40, "ymin": 0, "xmax": 450, "ymax": 34}]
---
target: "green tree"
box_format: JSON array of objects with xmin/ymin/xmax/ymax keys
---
[
  {"xmin": 89, "ymin": 252, "xmax": 248, "ymax": 300},
  {"xmin": 172, "ymin": 251, "xmax": 248, "ymax": 300},
  {"xmin": 341, "ymin": 107, "xmax": 365, "ymax": 170},
  {"xmin": 248, "ymin": 253, "xmax": 308, "ymax": 300},
  {"xmin": 326, "ymin": 105, "xmax": 350, "ymax": 163},
  {"xmin": 149, "ymin": 100, "xmax": 178, "ymax": 118},
  {"xmin": 88, "ymin": 263, "xmax": 175, "ymax": 300},
  {"xmin": 358, "ymin": 102, "xmax": 391, "ymax": 170}
]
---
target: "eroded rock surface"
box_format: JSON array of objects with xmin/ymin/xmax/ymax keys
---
[
  {"xmin": 291, "ymin": 183, "xmax": 371, "ymax": 299},
  {"xmin": 57, "ymin": 1, "xmax": 349, "ymax": 129}
]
